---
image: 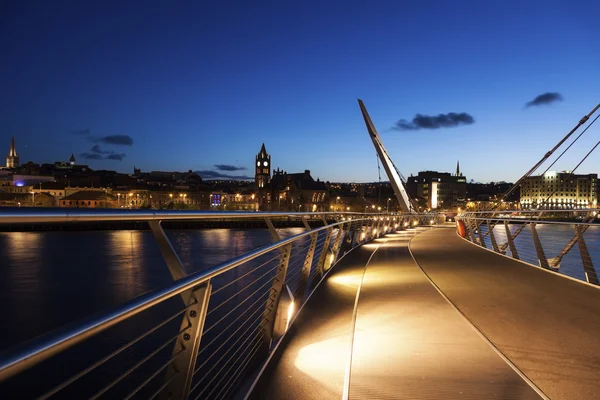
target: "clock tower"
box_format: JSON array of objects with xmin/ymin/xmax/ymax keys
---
[{"xmin": 255, "ymin": 143, "xmax": 271, "ymax": 188}]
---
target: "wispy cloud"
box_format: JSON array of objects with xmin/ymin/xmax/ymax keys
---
[
  {"xmin": 525, "ymin": 92, "xmax": 563, "ymax": 107},
  {"xmin": 79, "ymin": 153, "xmax": 104, "ymax": 160},
  {"xmin": 214, "ymin": 164, "xmax": 247, "ymax": 171},
  {"xmin": 106, "ymin": 154, "xmax": 126, "ymax": 161},
  {"xmin": 196, "ymin": 170, "xmax": 253, "ymax": 180},
  {"xmin": 89, "ymin": 134, "xmax": 134, "ymax": 146},
  {"xmin": 80, "ymin": 145, "xmax": 126, "ymax": 161},
  {"xmin": 393, "ymin": 112, "xmax": 475, "ymax": 130}
]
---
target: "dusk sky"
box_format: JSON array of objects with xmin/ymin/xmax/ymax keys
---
[{"xmin": 1, "ymin": 0, "xmax": 598, "ymax": 183}]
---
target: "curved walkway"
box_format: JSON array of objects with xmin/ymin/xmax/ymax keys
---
[
  {"xmin": 249, "ymin": 228, "xmax": 539, "ymax": 399},
  {"xmin": 410, "ymin": 228, "xmax": 600, "ymax": 400}
]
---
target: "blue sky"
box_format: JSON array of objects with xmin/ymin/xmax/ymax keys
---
[{"xmin": 1, "ymin": 0, "xmax": 599, "ymax": 183}]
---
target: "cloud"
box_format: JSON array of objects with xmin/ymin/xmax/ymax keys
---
[
  {"xmin": 80, "ymin": 146, "xmax": 126, "ymax": 161},
  {"xmin": 214, "ymin": 164, "xmax": 247, "ymax": 171},
  {"xmin": 91, "ymin": 144, "xmax": 112, "ymax": 154},
  {"xmin": 393, "ymin": 112, "xmax": 475, "ymax": 130},
  {"xmin": 69, "ymin": 129, "xmax": 91, "ymax": 135},
  {"xmin": 196, "ymin": 170, "xmax": 253, "ymax": 180},
  {"xmin": 79, "ymin": 153, "xmax": 104, "ymax": 160},
  {"xmin": 106, "ymin": 153, "xmax": 126, "ymax": 161},
  {"xmin": 90, "ymin": 134, "xmax": 134, "ymax": 146},
  {"xmin": 525, "ymin": 92, "xmax": 563, "ymax": 107}
]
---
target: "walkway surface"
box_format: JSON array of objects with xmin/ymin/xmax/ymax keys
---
[
  {"xmin": 249, "ymin": 227, "xmax": 540, "ymax": 399},
  {"xmin": 410, "ymin": 227, "xmax": 600, "ymax": 400}
]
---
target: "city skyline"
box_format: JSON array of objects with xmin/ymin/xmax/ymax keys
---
[{"xmin": 1, "ymin": 1, "xmax": 599, "ymax": 183}]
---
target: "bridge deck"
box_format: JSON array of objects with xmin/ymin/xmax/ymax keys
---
[
  {"xmin": 410, "ymin": 227, "xmax": 600, "ymax": 400},
  {"xmin": 249, "ymin": 228, "xmax": 540, "ymax": 399}
]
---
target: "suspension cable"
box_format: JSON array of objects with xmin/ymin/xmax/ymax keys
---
[{"xmin": 492, "ymin": 103, "xmax": 600, "ymax": 209}]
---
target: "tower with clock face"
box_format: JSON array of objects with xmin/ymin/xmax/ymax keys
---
[{"xmin": 255, "ymin": 143, "xmax": 271, "ymax": 188}]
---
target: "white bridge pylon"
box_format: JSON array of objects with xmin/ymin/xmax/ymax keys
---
[{"xmin": 358, "ymin": 99, "xmax": 415, "ymax": 214}]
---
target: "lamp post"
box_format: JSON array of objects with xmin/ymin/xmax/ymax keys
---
[
  {"xmin": 30, "ymin": 191, "xmax": 35, "ymax": 207},
  {"xmin": 387, "ymin": 198, "xmax": 391, "ymax": 212}
]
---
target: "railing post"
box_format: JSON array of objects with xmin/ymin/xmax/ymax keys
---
[
  {"xmin": 295, "ymin": 217, "xmax": 317, "ymax": 303},
  {"xmin": 575, "ymin": 225, "xmax": 599, "ymax": 285},
  {"xmin": 530, "ymin": 223, "xmax": 549, "ymax": 269},
  {"xmin": 262, "ymin": 218, "xmax": 292, "ymax": 349},
  {"xmin": 330, "ymin": 222, "xmax": 345, "ymax": 266},
  {"xmin": 149, "ymin": 220, "xmax": 213, "ymax": 400},
  {"xmin": 315, "ymin": 217, "xmax": 333, "ymax": 282},
  {"xmin": 477, "ymin": 221, "xmax": 486, "ymax": 248},
  {"xmin": 504, "ymin": 221, "xmax": 520, "ymax": 260},
  {"xmin": 487, "ymin": 220, "xmax": 500, "ymax": 253},
  {"xmin": 163, "ymin": 282, "xmax": 211, "ymax": 400}
]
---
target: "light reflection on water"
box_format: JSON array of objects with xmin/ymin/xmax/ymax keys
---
[{"xmin": 0, "ymin": 228, "xmax": 303, "ymax": 350}]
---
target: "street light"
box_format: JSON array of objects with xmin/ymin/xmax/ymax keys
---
[
  {"xmin": 30, "ymin": 191, "xmax": 35, "ymax": 206},
  {"xmin": 387, "ymin": 198, "xmax": 391, "ymax": 212}
]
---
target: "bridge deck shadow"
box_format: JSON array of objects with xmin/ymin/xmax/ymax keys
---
[{"xmin": 249, "ymin": 228, "xmax": 541, "ymax": 400}]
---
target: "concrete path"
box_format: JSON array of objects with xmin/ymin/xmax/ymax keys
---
[
  {"xmin": 250, "ymin": 228, "xmax": 540, "ymax": 399},
  {"xmin": 410, "ymin": 227, "xmax": 600, "ymax": 400}
]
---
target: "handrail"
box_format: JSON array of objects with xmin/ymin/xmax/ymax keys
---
[
  {"xmin": 460, "ymin": 209, "xmax": 600, "ymax": 216},
  {"xmin": 0, "ymin": 217, "xmax": 354, "ymax": 381},
  {"xmin": 0, "ymin": 210, "xmax": 444, "ymax": 399},
  {"xmin": 456, "ymin": 210, "xmax": 599, "ymax": 286},
  {"xmin": 0, "ymin": 209, "xmax": 383, "ymax": 224}
]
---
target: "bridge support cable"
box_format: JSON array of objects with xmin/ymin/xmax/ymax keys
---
[
  {"xmin": 358, "ymin": 99, "xmax": 415, "ymax": 213},
  {"xmin": 494, "ymin": 102, "xmax": 600, "ymax": 207},
  {"xmin": 541, "ymin": 113, "xmax": 600, "ymax": 175},
  {"xmin": 478, "ymin": 104, "xmax": 600, "ymax": 248}
]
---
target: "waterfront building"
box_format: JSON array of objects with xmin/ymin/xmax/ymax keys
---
[
  {"xmin": 5, "ymin": 136, "xmax": 19, "ymax": 169},
  {"xmin": 59, "ymin": 191, "xmax": 117, "ymax": 208},
  {"xmin": 520, "ymin": 171, "xmax": 598, "ymax": 209},
  {"xmin": 406, "ymin": 163, "xmax": 467, "ymax": 210}
]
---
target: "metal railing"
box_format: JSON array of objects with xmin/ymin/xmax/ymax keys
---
[
  {"xmin": 457, "ymin": 210, "xmax": 600, "ymax": 285},
  {"xmin": 0, "ymin": 210, "xmax": 441, "ymax": 399}
]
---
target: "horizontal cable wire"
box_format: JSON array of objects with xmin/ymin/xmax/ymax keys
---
[
  {"xmin": 199, "ymin": 291, "xmax": 273, "ymax": 351},
  {"xmin": 196, "ymin": 334, "xmax": 264, "ymax": 400},
  {"xmin": 210, "ymin": 252, "xmax": 283, "ymax": 295},
  {"xmin": 122, "ymin": 349, "xmax": 184, "ymax": 400},
  {"xmin": 191, "ymin": 321, "xmax": 266, "ymax": 395},
  {"xmin": 194, "ymin": 303, "xmax": 269, "ymax": 375},
  {"xmin": 88, "ymin": 328, "xmax": 187, "ymax": 400},
  {"xmin": 202, "ymin": 274, "xmax": 278, "ymax": 335},
  {"xmin": 37, "ymin": 304, "xmax": 193, "ymax": 400},
  {"xmin": 212, "ymin": 335, "xmax": 265, "ymax": 400},
  {"xmin": 207, "ymin": 262, "xmax": 280, "ymax": 317},
  {"xmin": 148, "ymin": 369, "xmax": 179, "ymax": 400}
]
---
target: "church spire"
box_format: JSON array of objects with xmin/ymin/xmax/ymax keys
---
[
  {"xmin": 9, "ymin": 136, "xmax": 17, "ymax": 157},
  {"xmin": 456, "ymin": 160, "xmax": 461, "ymax": 176},
  {"xmin": 6, "ymin": 136, "xmax": 20, "ymax": 168}
]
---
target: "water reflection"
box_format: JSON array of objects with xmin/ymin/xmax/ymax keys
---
[
  {"xmin": 107, "ymin": 231, "xmax": 148, "ymax": 301},
  {"xmin": 0, "ymin": 228, "xmax": 301, "ymax": 349}
]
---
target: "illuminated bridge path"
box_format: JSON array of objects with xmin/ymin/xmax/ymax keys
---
[{"xmin": 250, "ymin": 227, "xmax": 600, "ymax": 400}]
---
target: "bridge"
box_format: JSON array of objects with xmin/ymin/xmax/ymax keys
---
[{"xmin": 1, "ymin": 101, "xmax": 599, "ymax": 399}]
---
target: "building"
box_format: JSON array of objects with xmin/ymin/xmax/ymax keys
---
[
  {"xmin": 255, "ymin": 143, "xmax": 271, "ymax": 189},
  {"xmin": 271, "ymin": 169, "xmax": 327, "ymax": 211},
  {"xmin": 520, "ymin": 171, "xmax": 598, "ymax": 209},
  {"xmin": 59, "ymin": 191, "xmax": 117, "ymax": 208},
  {"xmin": 6, "ymin": 136, "xmax": 19, "ymax": 169},
  {"xmin": 406, "ymin": 163, "xmax": 467, "ymax": 210}
]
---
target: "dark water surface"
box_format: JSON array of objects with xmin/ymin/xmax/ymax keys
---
[{"xmin": 0, "ymin": 228, "xmax": 304, "ymax": 351}]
